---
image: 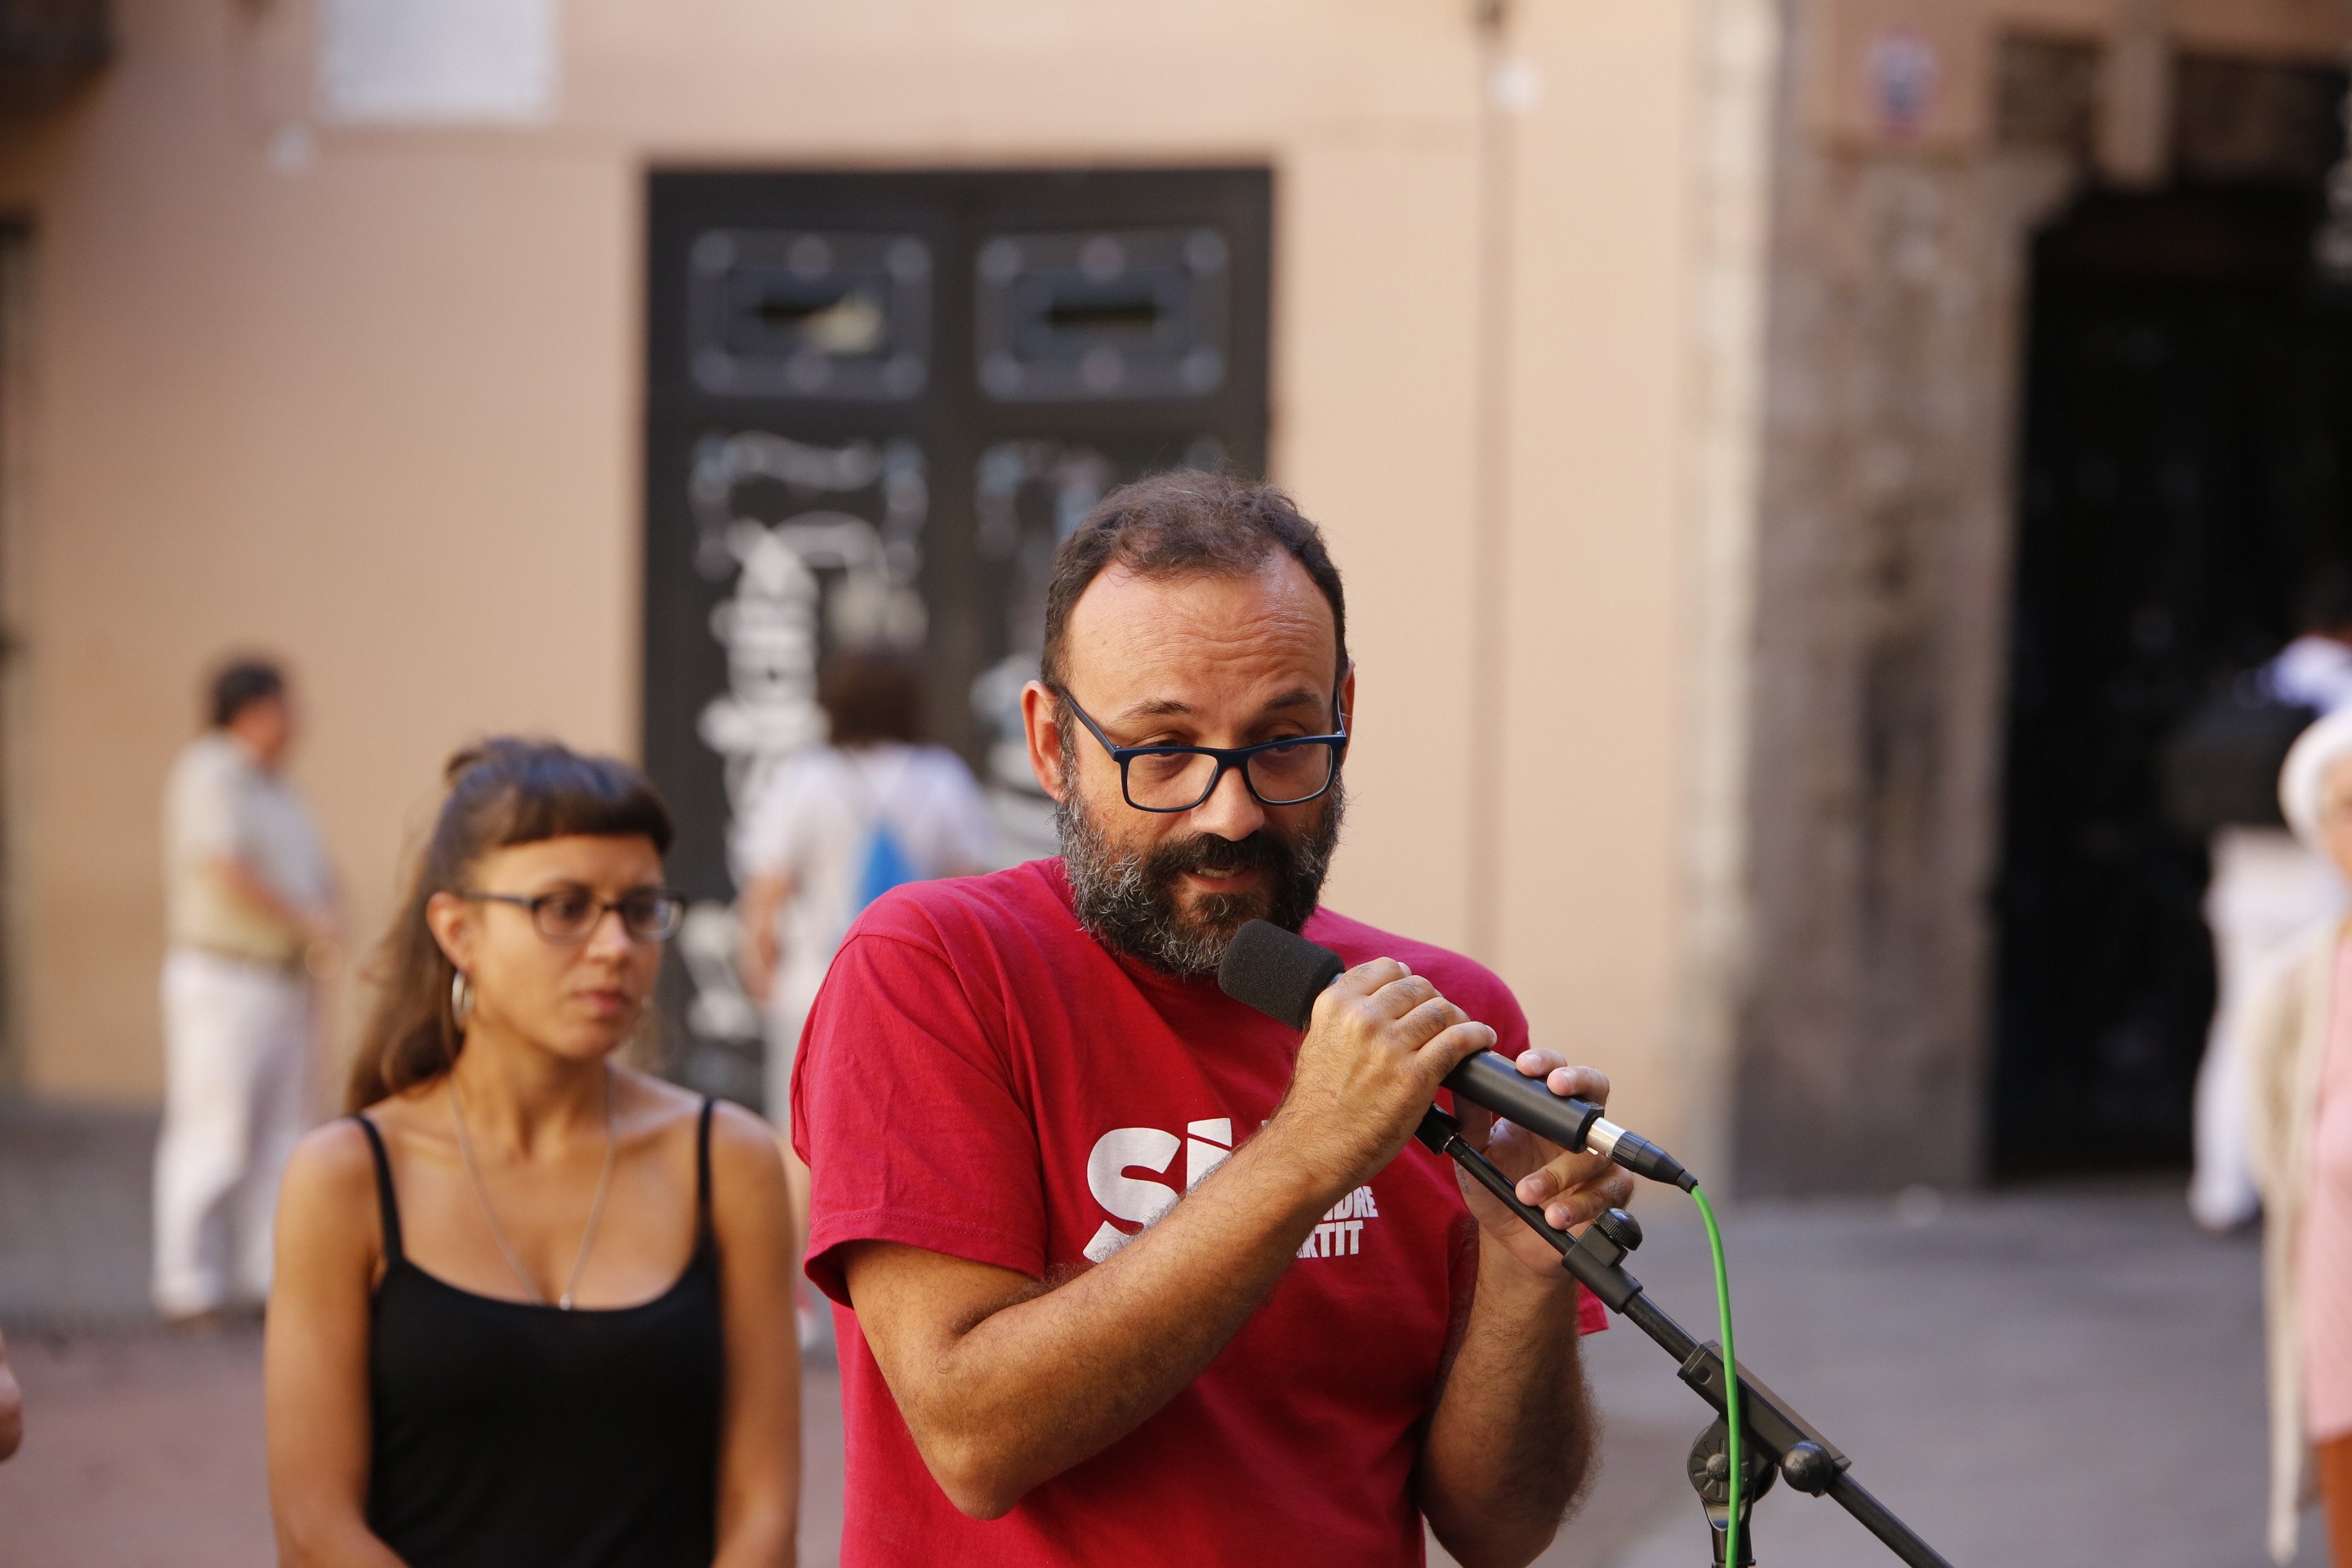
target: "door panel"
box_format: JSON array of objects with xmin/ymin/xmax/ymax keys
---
[{"xmin": 643, "ymin": 170, "xmax": 1271, "ymax": 1102}]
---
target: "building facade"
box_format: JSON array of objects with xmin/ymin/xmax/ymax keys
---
[
  {"xmin": 6, "ymin": 0, "xmax": 2345, "ymax": 1192},
  {"xmin": 0, "ymin": 0, "xmax": 1751, "ymax": 1183}
]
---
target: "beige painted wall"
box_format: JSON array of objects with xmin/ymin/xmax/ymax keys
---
[{"xmin": 0, "ymin": 0, "xmax": 1717, "ymax": 1176}]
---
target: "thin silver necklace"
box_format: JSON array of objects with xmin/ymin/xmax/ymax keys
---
[{"xmin": 449, "ymin": 1062, "xmax": 617, "ymax": 1311}]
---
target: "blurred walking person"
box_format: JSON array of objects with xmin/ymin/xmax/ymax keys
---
[
  {"xmin": 265, "ymin": 741, "xmax": 798, "ymax": 1567},
  {"xmin": 2247, "ymin": 710, "xmax": 2352, "ymax": 1564},
  {"xmin": 733, "ymin": 648, "xmax": 991, "ymax": 1276},
  {"xmin": 153, "ymin": 658, "xmax": 337, "ymax": 1322},
  {"xmin": 2191, "ymin": 587, "xmax": 2352, "ymax": 1232}
]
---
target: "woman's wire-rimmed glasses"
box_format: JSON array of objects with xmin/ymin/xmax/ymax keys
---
[
  {"xmin": 1055, "ymin": 684, "xmax": 1348, "ymax": 813},
  {"xmin": 459, "ymin": 888, "xmax": 684, "ymax": 944}
]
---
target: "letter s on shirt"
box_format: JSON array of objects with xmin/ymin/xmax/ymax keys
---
[{"xmin": 1082, "ymin": 1126, "xmax": 1181, "ymax": 1263}]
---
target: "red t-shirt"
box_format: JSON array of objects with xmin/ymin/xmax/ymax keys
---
[{"xmin": 793, "ymin": 859, "xmax": 1605, "ymax": 1567}]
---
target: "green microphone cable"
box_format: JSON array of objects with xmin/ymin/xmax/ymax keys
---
[{"xmin": 1690, "ymin": 1184, "xmax": 1741, "ymax": 1566}]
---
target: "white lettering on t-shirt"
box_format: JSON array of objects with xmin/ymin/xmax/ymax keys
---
[
  {"xmin": 1294, "ymin": 1188, "xmax": 1378, "ymax": 1258},
  {"xmin": 1186, "ymin": 1118, "xmax": 1232, "ymax": 1189},
  {"xmin": 1082, "ymin": 1126, "xmax": 1181, "ymax": 1263},
  {"xmin": 1085, "ymin": 1120, "xmax": 1380, "ymax": 1266}
]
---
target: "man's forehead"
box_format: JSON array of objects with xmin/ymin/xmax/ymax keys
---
[{"xmin": 1062, "ymin": 556, "xmax": 1338, "ymax": 696}]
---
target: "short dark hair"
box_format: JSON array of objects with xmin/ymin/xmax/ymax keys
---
[
  {"xmin": 208, "ymin": 659, "xmax": 287, "ymax": 729},
  {"xmin": 819, "ymin": 648, "xmax": 924, "ymax": 746},
  {"xmin": 1040, "ymin": 472, "xmax": 1348, "ymax": 693}
]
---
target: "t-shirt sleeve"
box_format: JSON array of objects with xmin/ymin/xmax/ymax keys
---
[
  {"xmin": 172, "ymin": 747, "xmax": 243, "ymax": 862},
  {"xmin": 791, "ymin": 917, "xmax": 1046, "ymax": 1304},
  {"xmin": 730, "ymin": 763, "xmax": 793, "ymax": 879},
  {"xmin": 733, "ymin": 755, "xmax": 831, "ymax": 880},
  {"xmin": 895, "ymin": 749, "xmax": 993, "ymax": 875}
]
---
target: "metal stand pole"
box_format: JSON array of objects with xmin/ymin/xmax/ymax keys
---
[{"xmin": 1416, "ymin": 1108, "xmax": 1954, "ymax": 1568}]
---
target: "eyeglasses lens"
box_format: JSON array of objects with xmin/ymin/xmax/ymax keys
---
[
  {"xmin": 1125, "ymin": 751, "xmax": 1221, "ymax": 810},
  {"xmin": 529, "ymin": 893, "xmax": 682, "ymax": 943},
  {"xmin": 623, "ymin": 894, "xmax": 684, "ymax": 942},
  {"xmin": 1244, "ymin": 742, "xmax": 1335, "ymax": 805},
  {"xmin": 1124, "ymin": 744, "xmax": 1335, "ymax": 810},
  {"xmin": 532, "ymin": 893, "xmax": 599, "ymax": 941}
]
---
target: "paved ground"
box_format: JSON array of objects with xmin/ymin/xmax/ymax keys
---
[
  {"xmin": 0, "ymin": 1099, "xmax": 154, "ymax": 1328},
  {"xmin": 1540, "ymin": 1185, "xmax": 2325, "ymax": 1568},
  {"xmin": 0, "ymin": 1102, "xmax": 2323, "ymax": 1566}
]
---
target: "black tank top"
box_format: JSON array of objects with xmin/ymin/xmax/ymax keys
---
[{"xmin": 353, "ymin": 1100, "xmax": 724, "ymax": 1567}]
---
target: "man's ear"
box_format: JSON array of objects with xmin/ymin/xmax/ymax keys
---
[
  {"xmin": 1020, "ymin": 680, "xmax": 1070, "ymax": 803},
  {"xmin": 1337, "ymin": 663, "xmax": 1357, "ymax": 759}
]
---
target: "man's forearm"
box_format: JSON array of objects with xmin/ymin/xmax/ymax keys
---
[
  {"xmin": 893, "ymin": 1131, "xmax": 1335, "ymax": 1516},
  {"xmin": 1418, "ymin": 1242, "xmax": 1596, "ymax": 1568}
]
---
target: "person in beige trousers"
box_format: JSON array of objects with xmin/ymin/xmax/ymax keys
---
[
  {"xmin": 152, "ymin": 659, "xmax": 337, "ymax": 1321},
  {"xmin": 2247, "ymin": 706, "xmax": 2352, "ymax": 1564}
]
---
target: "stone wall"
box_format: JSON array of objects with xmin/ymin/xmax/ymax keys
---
[
  {"xmin": 1734, "ymin": 18, "xmax": 2083, "ymax": 1192},
  {"xmin": 1732, "ymin": 10, "xmax": 2352, "ymax": 1192}
]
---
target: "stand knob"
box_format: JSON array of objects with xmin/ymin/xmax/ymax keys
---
[
  {"xmin": 1592, "ymin": 1208, "xmax": 1643, "ymax": 1253},
  {"xmin": 1686, "ymin": 1417, "xmax": 1776, "ymax": 1507},
  {"xmin": 1780, "ymin": 1441, "xmax": 1836, "ymax": 1495}
]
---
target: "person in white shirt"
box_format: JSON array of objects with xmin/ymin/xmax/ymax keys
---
[
  {"xmin": 2196, "ymin": 599, "xmax": 2352, "ymax": 1232},
  {"xmin": 153, "ymin": 659, "xmax": 337, "ymax": 1321},
  {"xmin": 734, "ymin": 649, "xmax": 993, "ymax": 1231}
]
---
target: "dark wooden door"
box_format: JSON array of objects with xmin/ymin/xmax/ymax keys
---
[
  {"xmin": 643, "ymin": 168, "xmax": 1271, "ymax": 1102},
  {"xmin": 1995, "ymin": 185, "xmax": 2352, "ymax": 1172}
]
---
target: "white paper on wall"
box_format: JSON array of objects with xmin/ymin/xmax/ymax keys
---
[{"xmin": 318, "ymin": 0, "xmax": 558, "ymax": 124}]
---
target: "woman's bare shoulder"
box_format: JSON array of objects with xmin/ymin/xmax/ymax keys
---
[
  {"xmin": 287, "ymin": 1116, "xmax": 376, "ymax": 1183},
  {"xmin": 705, "ymin": 1101, "xmax": 790, "ymax": 1209},
  {"xmin": 607, "ymin": 1068, "xmax": 782, "ymax": 1189},
  {"xmin": 278, "ymin": 1118, "xmax": 383, "ymax": 1241},
  {"xmin": 612, "ymin": 1063, "xmax": 705, "ymax": 1136}
]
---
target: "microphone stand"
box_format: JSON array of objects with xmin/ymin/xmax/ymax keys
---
[{"xmin": 1416, "ymin": 1107, "xmax": 1954, "ymax": 1568}]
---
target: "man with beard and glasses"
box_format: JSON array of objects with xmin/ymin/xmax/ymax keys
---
[{"xmin": 792, "ymin": 472, "xmax": 1631, "ymax": 1567}]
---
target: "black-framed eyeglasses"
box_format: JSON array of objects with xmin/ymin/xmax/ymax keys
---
[
  {"xmin": 461, "ymin": 888, "xmax": 685, "ymax": 944},
  {"xmin": 1056, "ymin": 684, "xmax": 1348, "ymax": 813}
]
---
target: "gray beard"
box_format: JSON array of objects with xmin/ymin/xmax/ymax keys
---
[{"xmin": 1055, "ymin": 770, "xmax": 1344, "ymax": 978}]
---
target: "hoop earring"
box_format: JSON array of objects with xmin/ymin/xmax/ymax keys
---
[{"xmin": 450, "ymin": 971, "xmax": 474, "ymax": 1031}]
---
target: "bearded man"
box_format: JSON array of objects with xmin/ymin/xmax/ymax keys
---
[{"xmin": 793, "ymin": 473, "xmax": 1632, "ymax": 1566}]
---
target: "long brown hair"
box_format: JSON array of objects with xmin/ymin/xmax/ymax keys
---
[{"xmin": 345, "ymin": 738, "xmax": 676, "ymax": 1112}]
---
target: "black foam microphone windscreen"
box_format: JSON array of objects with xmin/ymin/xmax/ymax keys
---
[{"xmin": 1218, "ymin": 920, "xmax": 1345, "ymax": 1031}]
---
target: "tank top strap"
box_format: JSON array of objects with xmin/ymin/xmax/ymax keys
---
[
  {"xmin": 350, "ymin": 1112, "xmax": 406, "ymax": 1263},
  {"xmin": 695, "ymin": 1097, "xmax": 716, "ymax": 1243}
]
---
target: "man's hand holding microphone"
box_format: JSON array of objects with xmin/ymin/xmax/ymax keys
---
[{"xmin": 1260, "ymin": 953, "xmax": 1636, "ymax": 1280}]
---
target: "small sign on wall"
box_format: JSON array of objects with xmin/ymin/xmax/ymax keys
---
[
  {"xmin": 318, "ymin": 0, "xmax": 557, "ymax": 124},
  {"xmin": 1810, "ymin": 0, "xmax": 1987, "ymax": 152}
]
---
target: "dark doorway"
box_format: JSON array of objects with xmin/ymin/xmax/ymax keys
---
[
  {"xmin": 643, "ymin": 168, "xmax": 1271, "ymax": 1102},
  {"xmin": 1993, "ymin": 183, "xmax": 2352, "ymax": 1174}
]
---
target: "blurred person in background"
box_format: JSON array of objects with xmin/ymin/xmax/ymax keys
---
[
  {"xmin": 0, "ymin": 1324, "xmax": 20, "ymax": 1462},
  {"xmin": 153, "ymin": 657, "xmax": 338, "ymax": 1324},
  {"xmin": 2247, "ymin": 708, "xmax": 2352, "ymax": 1566},
  {"xmin": 265, "ymin": 741, "xmax": 799, "ymax": 1567},
  {"xmin": 733, "ymin": 646, "xmax": 991, "ymax": 1314},
  {"xmin": 2195, "ymin": 586, "xmax": 2352, "ymax": 1232}
]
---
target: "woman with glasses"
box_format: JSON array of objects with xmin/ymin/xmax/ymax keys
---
[{"xmin": 264, "ymin": 739, "xmax": 800, "ymax": 1567}]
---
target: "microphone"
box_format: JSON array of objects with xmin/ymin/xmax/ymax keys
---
[{"xmin": 1218, "ymin": 920, "xmax": 1695, "ymax": 1191}]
